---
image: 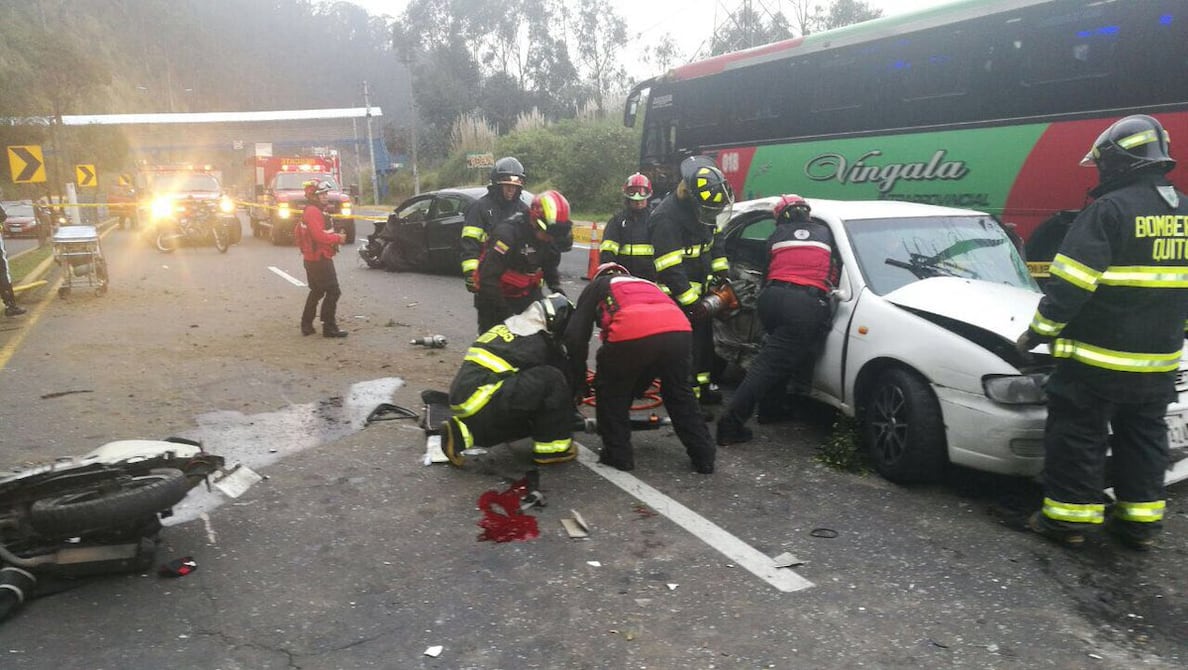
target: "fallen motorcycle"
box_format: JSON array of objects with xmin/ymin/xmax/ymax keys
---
[
  {"xmin": 153, "ymin": 195, "xmax": 239, "ymax": 253},
  {"xmin": 0, "ymin": 437, "xmax": 225, "ymax": 624}
]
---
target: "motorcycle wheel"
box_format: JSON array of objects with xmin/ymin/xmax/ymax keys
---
[
  {"xmin": 155, "ymin": 230, "xmax": 178, "ymax": 253},
  {"xmin": 29, "ymin": 468, "xmax": 190, "ymax": 537},
  {"xmin": 214, "ymin": 226, "xmax": 229, "ymax": 253}
]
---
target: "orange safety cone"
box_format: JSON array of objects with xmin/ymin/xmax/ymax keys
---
[{"xmin": 584, "ymin": 220, "xmax": 600, "ymax": 280}]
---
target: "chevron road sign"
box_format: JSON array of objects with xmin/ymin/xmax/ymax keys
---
[
  {"xmin": 76, "ymin": 164, "xmax": 97, "ymax": 187},
  {"xmin": 6, "ymin": 145, "xmax": 46, "ymax": 183}
]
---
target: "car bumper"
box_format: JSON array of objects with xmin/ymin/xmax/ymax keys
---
[{"xmin": 935, "ymin": 385, "xmax": 1047, "ymax": 478}]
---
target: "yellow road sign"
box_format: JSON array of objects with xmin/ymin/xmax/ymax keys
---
[
  {"xmin": 76, "ymin": 164, "xmax": 97, "ymax": 187},
  {"xmin": 6, "ymin": 145, "xmax": 46, "ymax": 183}
]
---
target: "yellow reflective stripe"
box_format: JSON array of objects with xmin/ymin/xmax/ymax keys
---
[
  {"xmin": 1113, "ymin": 500, "xmax": 1166, "ymax": 523},
  {"xmin": 1029, "ymin": 313, "xmax": 1064, "ymax": 337},
  {"xmin": 1118, "ymin": 128, "xmax": 1159, "ymax": 150},
  {"xmin": 655, "ymin": 250, "xmax": 683, "ymax": 272},
  {"xmin": 688, "ymin": 280, "xmax": 703, "ymax": 294},
  {"xmin": 461, "ymin": 258, "xmax": 478, "ymax": 273},
  {"xmin": 464, "ymin": 347, "xmax": 518, "ymax": 374},
  {"xmin": 1042, "ymin": 497, "xmax": 1105, "ymax": 524},
  {"xmin": 711, "ymin": 256, "xmax": 729, "ymax": 272},
  {"xmin": 685, "ymin": 245, "xmax": 703, "ymax": 258},
  {"xmin": 696, "ymin": 372, "xmax": 711, "ymax": 385},
  {"xmin": 1050, "ymin": 339, "xmax": 1181, "ymax": 373},
  {"xmin": 451, "ymin": 417, "xmax": 475, "ymax": 449},
  {"xmin": 600, "ymin": 239, "xmax": 621, "ymax": 253},
  {"xmin": 619, "ymin": 244, "xmax": 654, "ymax": 256},
  {"xmin": 533, "ymin": 438, "xmax": 572, "ymax": 454},
  {"xmin": 1049, "ymin": 253, "xmax": 1100, "ymax": 292},
  {"xmin": 675, "ymin": 287, "xmax": 699, "ymax": 306},
  {"xmin": 450, "ymin": 381, "xmax": 503, "ymax": 418},
  {"xmin": 1099, "ymin": 265, "xmax": 1188, "ymax": 287},
  {"xmin": 659, "ymin": 284, "xmax": 672, "ymax": 295},
  {"xmin": 461, "ymin": 225, "xmax": 486, "ymax": 240}
]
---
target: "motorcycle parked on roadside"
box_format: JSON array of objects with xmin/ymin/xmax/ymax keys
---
[
  {"xmin": 0, "ymin": 438, "xmax": 226, "ymax": 624},
  {"xmin": 153, "ymin": 196, "xmax": 240, "ymax": 254}
]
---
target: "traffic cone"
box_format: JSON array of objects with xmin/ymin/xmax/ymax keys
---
[{"xmin": 584, "ymin": 220, "xmax": 600, "ymax": 280}]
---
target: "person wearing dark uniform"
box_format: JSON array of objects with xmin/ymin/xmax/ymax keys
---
[
  {"xmin": 296, "ymin": 180, "xmax": 348, "ymax": 338},
  {"xmin": 0, "ymin": 201, "xmax": 28, "ymax": 318},
  {"xmin": 647, "ymin": 156, "xmax": 734, "ymax": 403},
  {"xmin": 564, "ymin": 262, "xmax": 716, "ymax": 474},
  {"xmin": 1017, "ymin": 114, "xmax": 1188, "ymax": 550},
  {"xmin": 442, "ymin": 294, "xmax": 577, "ymax": 467},
  {"xmin": 717, "ymin": 195, "xmax": 838, "ymax": 445},
  {"xmin": 599, "ymin": 172, "xmax": 656, "ymax": 280},
  {"xmin": 461, "ymin": 157, "xmax": 529, "ymax": 305},
  {"xmin": 472, "ymin": 190, "xmax": 570, "ymax": 333}
]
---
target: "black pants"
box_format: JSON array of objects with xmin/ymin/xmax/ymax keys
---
[
  {"xmin": 723, "ymin": 284, "xmax": 830, "ymax": 428},
  {"xmin": 474, "ymin": 288, "xmax": 543, "ymax": 333},
  {"xmin": 302, "ymin": 257, "xmax": 341, "ymax": 328},
  {"xmin": 458, "ymin": 365, "xmax": 573, "ymax": 456},
  {"xmin": 0, "ymin": 239, "xmax": 16, "ymax": 308},
  {"xmin": 690, "ymin": 316, "xmax": 715, "ymax": 395},
  {"xmin": 1041, "ymin": 374, "xmax": 1170, "ymax": 540},
  {"xmin": 595, "ymin": 331, "xmax": 715, "ymax": 470}
]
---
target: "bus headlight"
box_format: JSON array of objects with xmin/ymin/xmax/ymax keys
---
[
  {"xmin": 219, "ymin": 196, "xmax": 235, "ymax": 214},
  {"xmin": 278, "ymin": 203, "xmax": 291, "ymax": 220},
  {"xmin": 151, "ymin": 197, "xmax": 176, "ymax": 220},
  {"xmin": 983, "ymin": 373, "xmax": 1048, "ymax": 405}
]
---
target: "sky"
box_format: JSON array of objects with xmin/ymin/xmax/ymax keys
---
[{"xmin": 349, "ymin": 0, "xmax": 955, "ymax": 80}]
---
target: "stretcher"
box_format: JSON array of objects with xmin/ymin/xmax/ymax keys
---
[{"xmin": 52, "ymin": 225, "xmax": 109, "ymax": 298}]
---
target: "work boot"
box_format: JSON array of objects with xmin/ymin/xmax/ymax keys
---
[
  {"xmin": 5, "ymin": 304, "xmax": 27, "ymax": 317},
  {"xmin": 1027, "ymin": 512, "xmax": 1085, "ymax": 548},
  {"xmin": 1105, "ymin": 518, "xmax": 1156, "ymax": 552},
  {"xmin": 441, "ymin": 420, "xmax": 467, "ymax": 468},
  {"xmin": 598, "ymin": 452, "xmax": 634, "ymax": 472},
  {"xmin": 323, "ymin": 324, "xmax": 348, "ymax": 338},
  {"xmin": 716, "ymin": 415, "xmax": 753, "ymax": 446},
  {"xmin": 301, "ymin": 322, "xmax": 316, "ymax": 336},
  {"xmin": 534, "ymin": 443, "xmax": 577, "ymax": 465},
  {"xmin": 691, "ymin": 459, "xmax": 715, "ymax": 475},
  {"xmin": 699, "ymin": 385, "xmax": 723, "ymax": 406}
]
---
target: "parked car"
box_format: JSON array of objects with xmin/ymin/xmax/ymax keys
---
[
  {"xmin": 1, "ymin": 201, "xmax": 43, "ymax": 238},
  {"xmin": 360, "ymin": 187, "xmax": 532, "ymax": 274},
  {"xmin": 713, "ymin": 197, "xmax": 1188, "ymax": 486}
]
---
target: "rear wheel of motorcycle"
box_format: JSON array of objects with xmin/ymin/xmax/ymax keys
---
[
  {"xmin": 214, "ymin": 227, "xmax": 229, "ymax": 253},
  {"xmin": 155, "ymin": 231, "xmax": 178, "ymax": 253},
  {"xmin": 29, "ymin": 468, "xmax": 191, "ymax": 537}
]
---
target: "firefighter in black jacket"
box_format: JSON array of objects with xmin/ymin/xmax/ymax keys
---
[
  {"xmin": 599, "ymin": 173, "xmax": 656, "ymax": 280},
  {"xmin": 472, "ymin": 190, "xmax": 571, "ymax": 333},
  {"xmin": 647, "ymin": 156, "xmax": 733, "ymax": 403},
  {"xmin": 461, "ymin": 157, "xmax": 529, "ymax": 294},
  {"xmin": 563, "ymin": 262, "xmax": 716, "ymax": 474},
  {"xmin": 717, "ymin": 195, "xmax": 838, "ymax": 445},
  {"xmin": 1017, "ymin": 114, "xmax": 1188, "ymax": 550},
  {"xmin": 442, "ymin": 294, "xmax": 577, "ymax": 467}
]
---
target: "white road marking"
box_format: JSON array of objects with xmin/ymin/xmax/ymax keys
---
[
  {"xmin": 574, "ymin": 442, "xmax": 815, "ymax": 593},
  {"xmin": 268, "ymin": 266, "xmax": 306, "ymax": 287},
  {"xmin": 201, "ymin": 512, "xmax": 217, "ymax": 544}
]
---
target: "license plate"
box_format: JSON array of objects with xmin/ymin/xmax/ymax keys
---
[{"xmin": 1166, "ymin": 411, "xmax": 1188, "ymax": 450}]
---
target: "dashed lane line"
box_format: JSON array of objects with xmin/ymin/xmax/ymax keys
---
[
  {"xmin": 574, "ymin": 442, "xmax": 815, "ymax": 593},
  {"xmin": 268, "ymin": 266, "xmax": 306, "ymax": 287}
]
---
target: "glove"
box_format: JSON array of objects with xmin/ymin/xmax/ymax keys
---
[
  {"xmin": 464, "ymin": 272, "xmax": 479, "ymax": 293},
  {"xmin": 548, "ymin": 286, "xmax": 566, "ymax": 298},
  {"xmin": 1015, "ymin": 329, "xmax": 1043, "ymax": 356}
]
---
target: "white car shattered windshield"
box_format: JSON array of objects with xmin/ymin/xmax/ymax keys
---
[{"xmin": 846, "ymin": 216, "xmax": 1036, "ymax": 296}]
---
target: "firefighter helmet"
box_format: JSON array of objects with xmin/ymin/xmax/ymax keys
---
[
  {"xmin": 1080, "ymin": 114, "xmax": 1175, "ymax": 183},
  {"xmin": 593, "ymin": 262, "xmax": 629, "ymax": 279},
  {"xmin": 773, "ymin": 194, "xmax": 811, "ymax": 223},
  {"xmin": 490, "ymin": 156, "xmax": 526, "ymax": 188},
  {"xmin": 304, "ymin": 180, "xmax": 332, "ymax": 198},
  {"xmin": 530, "ymin": 190, "xmax": 571, "ymax": 231},
  {"xmin": 623, "ymin": 173, "xmax": 652, "ymax": 201},
  {"xmin": 679, "ymin": 157, "xmax": 734, "ymax": 227},
  {"xmin": 539, "ymin": 293, "xmax": 574, "ymax": 336}
]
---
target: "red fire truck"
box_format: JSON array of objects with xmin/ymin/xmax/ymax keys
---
[{"xmin": 248, "ymin": 153, "xmax": 355, "ymax": 245}]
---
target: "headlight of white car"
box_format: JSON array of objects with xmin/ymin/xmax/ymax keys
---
[{"xmin": 982, "ymin": 373, "xmax": 1048, "ymax": 405}]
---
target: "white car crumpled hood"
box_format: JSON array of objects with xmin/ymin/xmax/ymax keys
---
[{"xmin": 883, "ymin": 277, "xmax": 1042, "ymax": 341}]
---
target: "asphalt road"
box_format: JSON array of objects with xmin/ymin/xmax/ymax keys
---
[{"xmin": 0, "ymin": 217, "xmax": 1184, "ymax": 669}]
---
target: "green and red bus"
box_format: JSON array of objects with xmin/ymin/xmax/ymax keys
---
[{"xmin": 624, "ymin": 0, "xmax": 1187, "ymax": 257}]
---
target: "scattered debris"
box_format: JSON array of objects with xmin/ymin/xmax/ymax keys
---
[
  {"xmin": 423, "ymin": 435, "xmax": 448, "ymax": 465},
  {"xmin": 810, "ymin": 527, "xmax": 839, "ymax": 539},
  {"xmin": 411, "ymin": 335, "xmax": 448, "ymax": 348},
  {"xmin": 212, "ymin": 463, "xmax": 263, "ymax": 499},
  {"xmin": 667, "ymin": 583, "xmax": 678, "ymax": 591},
  {"xmin": 771, "ymin": 552, "xmax": 805, "ymax": 568},
  {"xmin": 424, "ymin": 645, "xmax": 443, "ymax": 658},
  {"xmin": 158, "ymin": 556, "xmax": 197, "ymax": 578},
  {"xmin": 561, "ymin": 510, "xmax": 589, "ymax": 539},
  {"xmin": 39, "ymin": 389, "xmax": 94, "ymax": 400},
  {"xmin": 632, "ymin": 502, "xmax": 657, "ymax": 518},
  {"xmin": 366, "ymin": 403, "xmax": 419, "ymax": 425},
  {"xmin": 587, "ymin": 561, "xmax": 601, "ymax": 567},
  {"xmin": 1088, "ymin": 653, "xmax": 1103, "ymax": 660}
]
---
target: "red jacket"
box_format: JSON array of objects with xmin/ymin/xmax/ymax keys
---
[{"xmin": 299, "ymin": 205, "xmax": 345, "ymax": 261}]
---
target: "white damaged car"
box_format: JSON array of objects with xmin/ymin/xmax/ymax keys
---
[{"xmin": 714, "ymin": 198, "xmax": 1188, "ymax": 486}]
